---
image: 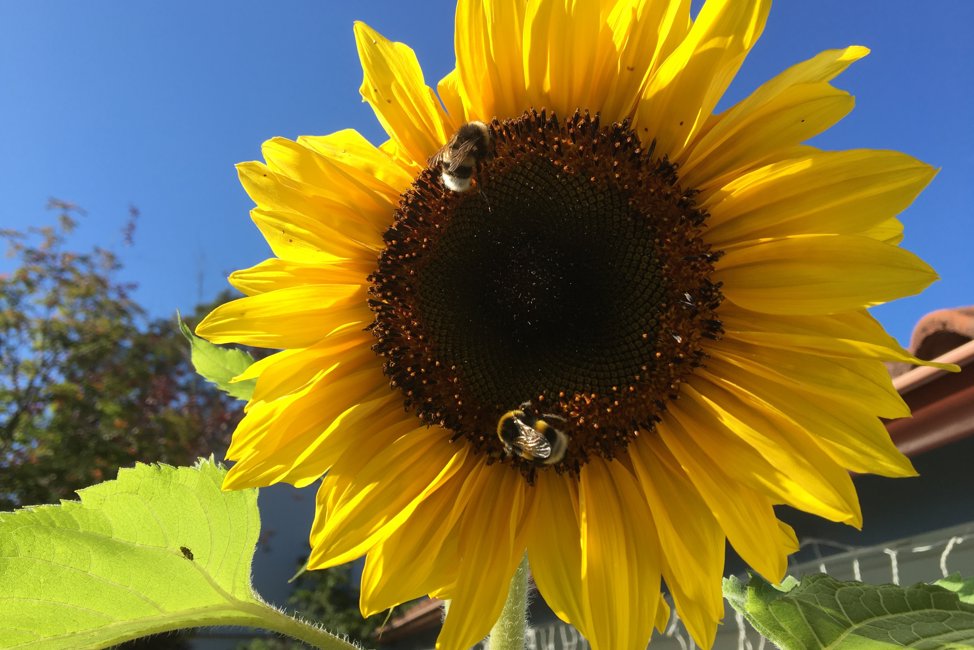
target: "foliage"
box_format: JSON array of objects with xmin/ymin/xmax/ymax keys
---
[
  {"xmin": 725, "ymin": 572, "xmax": 974, "ymax": 649},
  {"xmin": 0, "ymin": 200, "xmax": 241, "ymax": 509},
  {"xmin": 178, "ymin": 314, "xmax": 256, "ymax": 401},
  {"xmin": 0, "ymin": 459, "xmax": 357, "ymax": 650}
]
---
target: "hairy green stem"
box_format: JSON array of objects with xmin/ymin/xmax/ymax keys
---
[
  {"xmin": 489, "ymin": 554, "xmax": 529, "ymax": 650},
  {"xmin": 242, "ymin": 601, "xmax": 363, "ymax": 650}
]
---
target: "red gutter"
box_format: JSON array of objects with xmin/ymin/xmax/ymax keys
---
[{"xmin": 887, "ymin": 339, "xmax": 974, "ymax": 456}]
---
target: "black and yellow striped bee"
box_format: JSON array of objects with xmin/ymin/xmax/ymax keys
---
[
  {"xmin": 429, "ymin": 121, "xmax": 492, "ymax": 193},
  {"xmin": 497, "ymin": 402, "xmax": 568, "ymax": 465}
]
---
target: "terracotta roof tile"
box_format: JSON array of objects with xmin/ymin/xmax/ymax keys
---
[{"xmin": 888, "ymin": 306, "xmax": 974, "ymax": 377}]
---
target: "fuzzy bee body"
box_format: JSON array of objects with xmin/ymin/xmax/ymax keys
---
[
  {"xmin": 497, "ymin": 402, "xmax": 568, "ymax": 465},
  {"xmin": 429, "ymin": 121, "xmax": 492, "ymax": 192}
]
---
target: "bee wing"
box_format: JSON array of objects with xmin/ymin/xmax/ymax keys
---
[
  {"xmin": 444, "ymin": 139, "xmax": 481, "ymax": 173},
  {"xmin": 514, "ymin": 420, "xmax": 552, "ymax": 460},
  {"xmin": 428, "ymin": 147, "xmax": 446, "ymax": 167}
]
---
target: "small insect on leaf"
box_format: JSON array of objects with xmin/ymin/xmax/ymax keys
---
[{"xmin": 180, "ymin": 546, "xmax": 194, "ymax": 561}]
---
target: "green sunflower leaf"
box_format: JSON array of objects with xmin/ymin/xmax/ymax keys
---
[
  {"xmin": 936, "ymin": 575, "xmax": 974, "ymax": 605},
  {"xmin": 177, "ymin": 312, "xmax": 256, "ymax": 401},
  {"xmin": 724, "ymin": 572, "xmax": 974, "ymax": 649},
  {"xmin": 0, "ymin": 459, "xmax": 355, "ymax": 650}
]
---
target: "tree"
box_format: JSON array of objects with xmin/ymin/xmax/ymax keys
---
[{"xmin": 0, "ymin": 199, "xmax": 240, "ymax": 510}]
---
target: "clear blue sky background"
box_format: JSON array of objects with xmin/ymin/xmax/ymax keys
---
[{"xmin": 2, "ymin": 1, "xmax": 972, "ymax": 347}]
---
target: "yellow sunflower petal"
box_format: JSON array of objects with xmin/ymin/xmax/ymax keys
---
[
  {"xmin": 261, "ymin": 136, "xmax": 401, "ymax": 214},
  {"xmin": 237, "ymin": 161, "xmax": 386, "ymax": 254},
  {"xmin": 233, "ymin": 348, "xmax": 300, "ymax": 386},
  {"xmin": 715, "ymin": 234, "xmax": 938, "ymax": 314},
  {"xmin": 720, "ymin": 305, "xmax": 956, "ymax": 370},
  {"xmin": 526, "ymin": 472, "xmax": 589, "ymax": 632},
  {"xmin": 779, "ymin": 520, "xmax": 799, "ymax": 552},
  {"xmin": 602, "ymin": 0, "xmax": 692, "ymax": 121},
  {"xmin": 308, "ymin": 427, "xmax": 468, "ymax": 570},
  {"xmin": 630, "ymin": 436, "xmax": 724, "ymax": 649},
  {"xmin": 690, "ymin": 82, "xmax": 854, "ymax": 189},
  {"xmin": 521, "ymin": 0, "xmax": 618, "ymax": 119},
  {"xmin": 223, "ymin": 385, "xmax": 395, "ymax": 489},
  {"xmin": 359, "ymin": 469, "xmax": 468, "ymax": 615},
  {"xmin": 864, "ymin": 217, "xmax": 905, "ymax": 245},
  {"xmin": 691, "ymin": 143, "xmax": 817, "ymax": 205},
  {"xmin": 297, "ymin": 128, "xmax": 414, "ymax": 195},
  {"xmin": 270, "ymin": 400, "xmax": 409, "ymax": 489},
  {"xmin": 453, "ymin": 0, "xmax": 527, "ymax": 120},
  {"xmin": 228, "ymin": 257, "xmax": 372, "ymax": 296},
  {"xmin": 354, "ymin": 22, "xmax": 455, "ymax": 169},
  {"xmin": 437, "ymin": 464, "xmax": 533, "ymax": 650},
  {"xmin": 310, "ymin": 413, "xmax": 426, "ymax": 515},
  {"xmin": 436, "ymin": 68, "xmax": 469, "ymax": 124},
  {"xmin": 736, "ymin": 43, "xmax": 871, "ymax": 105},
  {"xmin": 712, "ymin": 336, "xmax": 910, "ymax": 418},
  {"xmin": 578, "ymin": 458, "xmax": 662, "ymax": 650},
  {"xmin": 677, "ymin": 381, "xmax": 863, "ymax": 526},
  {"xmin": 238, "ymin": 327, "xmax": 374, "ymax": 404},
  {"xmin": 657, "ymin": 413, "xmax": 797, "ymax": 581},
  {"xmin": 681, "ymin": 46, "xmax": 868, "ymax": 188},
  {"xmin": 250, "ymin": 207, "xmax": 371, "ymax": 262},
  {"xmin": 701, "ymin": 357, "xmax": 916, "ymax": 478},
  {"xmin": 314, "ymin": 402, "xmax": 424, "ymax": 506},
  {"xmin": 195, "ymin": 284, "xmax": 366, "ymax": 348},
  {"xmin": 636, "ymin": 0, "xmax": 770, "ymax": 159},
  {"xmin": 702, "ymin": 150, "xmax": 937, "ymax": 244},
  {"xmin": 655, "ymin": 598, "xmax": 672, "ymax": 634}
]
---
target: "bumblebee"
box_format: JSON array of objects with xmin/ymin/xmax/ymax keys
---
[
  {"xmin": 497, "ymin": 402, "xmax": 568, "ymax": 465},
  {"xmin": 429, "ymin": 121, "xmax": 492, "ymax": 193}
]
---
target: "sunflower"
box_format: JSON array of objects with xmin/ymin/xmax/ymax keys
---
[{"xmin": 197, "ymin": 1, "xmax": 944, "ymax": 648}]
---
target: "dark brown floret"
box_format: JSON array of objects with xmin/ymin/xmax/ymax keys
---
[{"xmin": 369, "ymin": 110, "xmax": 722, "ymax": 481}]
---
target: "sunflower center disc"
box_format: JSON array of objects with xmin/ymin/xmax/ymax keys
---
[{"xmin": 369, "ymin": 110, "xmax": 722, "ymax": 479}]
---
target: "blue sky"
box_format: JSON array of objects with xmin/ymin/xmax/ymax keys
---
[{"xmin": 2, "ymin": 0, "xmax": 972, "ymax": 347}]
